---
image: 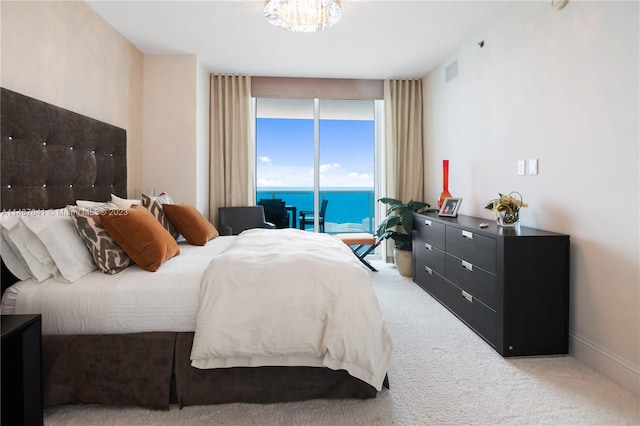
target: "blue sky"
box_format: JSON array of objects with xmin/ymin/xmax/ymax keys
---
[{"xmin": 256, "ymin": 118, "xmax": 374, "ymax": 188}]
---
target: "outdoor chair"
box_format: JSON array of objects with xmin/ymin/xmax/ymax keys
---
[
  {"xmin": 299, "ymin": 199, "xmax": 328, "ymax": 233},
  {"xmin": 258, "ymin": 199, "xmax": 290, "ymax": 229}
]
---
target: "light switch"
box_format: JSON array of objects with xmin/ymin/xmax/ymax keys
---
[
  {"xmin": 517, "ymin": 160, "xmax": 525, "ymax": 176},
  {"xmin": 529, "ymin": 159, "xmax": 538, "ymax": 175}
]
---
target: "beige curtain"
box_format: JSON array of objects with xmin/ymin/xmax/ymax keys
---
[
  {"xmin": 209, "ymin": 75, "xmax": 254, "ymax": 225},
  {"xmin": 384, "ymin": 79, "xmax": 424, "ymax": 202},
  {"xmin": 383, "ymin": 79, "xmax": 425, "ymax": 261}
]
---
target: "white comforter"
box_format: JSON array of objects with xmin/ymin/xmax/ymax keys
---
[{"xmin": 190, "ymin": 228, "xmax": 393, "ymax": 391}]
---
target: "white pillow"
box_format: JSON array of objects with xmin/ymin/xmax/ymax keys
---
[
  {"xmin": 111, "ymin": 194, "xmax": 142, "ymax": 209},
  {"xmin": 0, "ymin": 214, "xmax": 59, "ymax": 282},
  {"xmin": 0, "ymin": 214, "xmax": 33, "ymax": 281},
  {"xmin": 76, "ymin": 200, "xmax": 107, "ymax": 208},
  {"xmin": 20, "ymin": 209, "xmax": 97, "ymax": 282}
]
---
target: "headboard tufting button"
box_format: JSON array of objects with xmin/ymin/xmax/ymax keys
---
[
  {"xmin": 43, "ymin": 142, "xmax": 47, "ymax": 146},
  {"xmin": 43, "ymin": 184, "xmax": 47, "ymax": 188},
  {"xmin": 70, "ymin": 147, "xmax": 74, "ymax": 150},
  {"xmin": 110, "ymin": 153, "xmax": 114, "ymax": 157},
  {"xmin": 69, "ymin": 184, "xmax": 73, "ymax": 188},
  {"xmin": 8, "ymin": 136, "xmax": 12, "ymax": 140}
]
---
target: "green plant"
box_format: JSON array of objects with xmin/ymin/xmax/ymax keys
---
[{"xmin": 376, "ymin": 198, "xmax": 429, "ymax": 250}]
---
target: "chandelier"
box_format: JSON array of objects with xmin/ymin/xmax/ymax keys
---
[{"xmin": 264, "ymin": 0, "xmax": 342, "ymax": 33}]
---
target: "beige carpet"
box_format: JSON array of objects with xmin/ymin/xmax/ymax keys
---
[{"xmin": 44, "ymin": 260, "xmax": 639, "ymax": 425}]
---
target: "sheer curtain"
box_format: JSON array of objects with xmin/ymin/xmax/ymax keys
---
[
  {"xmin": 209, "ymin": 75, "xmax": 255, "ymax": 225},
  {"xmin": 383, "ymin": 79, "xmax": 425, "ymax": 261}
]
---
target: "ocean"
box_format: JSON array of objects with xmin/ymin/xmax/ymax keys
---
[{"xmin": 256, "ymin": 188, "xmax": 375, "ymax": 233}]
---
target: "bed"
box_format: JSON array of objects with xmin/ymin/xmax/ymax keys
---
[{"xmin": 0, "ymin": 88, "xmax": 392, "ymax": 410}]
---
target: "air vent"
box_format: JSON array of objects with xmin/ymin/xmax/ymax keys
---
[{"xmin": 445, "ymin": 59, "xmax": 459, "ymax": 83}]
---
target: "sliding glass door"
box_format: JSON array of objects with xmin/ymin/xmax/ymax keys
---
[{"xmin": 256, "ymin": 98, "xmax": 376, "ymax": 234}]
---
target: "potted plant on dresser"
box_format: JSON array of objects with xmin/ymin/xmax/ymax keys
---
[{"xmin": 376, "ymin": 197, "xmax": 429, "ymax": 277}]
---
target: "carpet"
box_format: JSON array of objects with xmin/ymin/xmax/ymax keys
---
[{"xmin": 44, "ymin": 260, "xmax": 639, "ymax": 425}]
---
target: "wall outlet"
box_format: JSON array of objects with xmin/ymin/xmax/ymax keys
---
[
  {"xmin": 529, "ymin": 159, "xmax": 538, "ymax": 175},
  {"xmin": 517, "ymin": 160, "xmax": 525, "ymax": 176}
]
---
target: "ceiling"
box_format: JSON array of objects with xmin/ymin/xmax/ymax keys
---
[{"xmin": 87, "ymin": 1, "xmax": 513, "ymax": 80}]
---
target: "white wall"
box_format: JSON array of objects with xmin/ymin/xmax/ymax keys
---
[
  {"xmin": 0, "ymin": 1, "xmax": 144, "ymax": 195},
  {"xmin": 423, "ymin": 1, "xmax": 639, "ymax": 394}
]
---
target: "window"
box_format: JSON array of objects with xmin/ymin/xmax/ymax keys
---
[{"xmin": 256, "ymin": 98, "xmax": 378, "ymax": 234}]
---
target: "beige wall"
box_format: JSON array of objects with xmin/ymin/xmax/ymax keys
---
[
  {"xmin": 196, "ymin": 61, "xmax": 210, "ymax": 216},
  {"xmin": 0, "ymin": 0, "xmax": 144, "ymax": 195},
  {"xmin": 423, "ymin": 1, "xmax": 639, "ymax": 394},
  {"xmin": 142, "ymin": 55, "xmax": 199, "ymax": 206}
]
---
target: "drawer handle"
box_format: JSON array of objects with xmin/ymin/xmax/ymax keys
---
[
  {"xmin": 462, "ymin": 290, "xmax": 473, "ymax": 303},
  {"xmin": 424, "ymin": 265, "xmax": 433, "ymax": 275},
  {"xmin": 425, "ymin": 219, "xmax": 432, "ymax": 227},
  {"xmin": 462, "ymin": 230, "xmax": 473, "ymax": 240},
  {"xmin": 462, "ymin": 260, "xmax": 473, "ymax": 271},
  {"xmin": 424, "ymin": 243, "xmax": 432, "ymax": 251}
]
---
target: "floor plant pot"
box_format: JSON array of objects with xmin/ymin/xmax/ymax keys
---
[{"xmin": 394, "ymin": 248, "xmax": 413, "ymax": 277}]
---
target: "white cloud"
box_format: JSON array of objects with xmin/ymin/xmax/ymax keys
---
[
  {"xmin": 348, "ymin": 172, "xmax": 370, "ymax": 180},
  {"xmin": 319, "ymin": 162, "xmax": 342, "ymax": 173},
  {"xmin": 259, "ymin": 156, "xmax": 272, "ymax": 165}
]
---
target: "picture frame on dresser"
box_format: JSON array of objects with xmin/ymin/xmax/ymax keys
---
[{"xmin": 438, "ymin": 197, "xmax": 462, "ymax": 217}]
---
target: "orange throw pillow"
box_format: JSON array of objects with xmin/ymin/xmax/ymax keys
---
[
  {"xmin": 100, "ymin": 205, "xmax": 180, "ymax": 272},
  {"xmin": 162, "ymin": 203, "xmax": 219, "ymax": 246}
]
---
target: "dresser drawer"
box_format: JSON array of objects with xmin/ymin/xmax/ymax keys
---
[
  {"xmin": 445, "ymin": 254, "xmax": 497, "ymax": 310},
  {"xmin": 414, "ymin": 216, "xmax": 445, "ymax": 248},
  {"xmin": 415, "ymin": 268, "xmax": 497, "ymax": 346},
  {"xmin": 414, "ymin": 266, "xmax": 452, "ymax": 306},
  {"xmin": 446, "ymin": 284, "xmax": 497, "ymax": 346},
  {"xmin": 414, "ymin": 239, "xmax": 445, "ymax": 276},
  {"xmin": 445, "ymin": 226, "xmax": 497, "ymax": 274}
]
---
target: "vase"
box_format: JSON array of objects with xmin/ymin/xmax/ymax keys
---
[
  {"xmin": 437, "ymin": 159, "xmax": 452, "ymax": 208},
  {"xmin": 394, "ymin": 248, "xmax": 413, "ymax": 277},
  {"xmin": 497, "ymin": 211, "xmax": 520, "ymax": 227}
]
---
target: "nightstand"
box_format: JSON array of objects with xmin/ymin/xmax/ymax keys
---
[{"xmin": 1, "ymin": 314, "xmax": 43, "ymax": 426}]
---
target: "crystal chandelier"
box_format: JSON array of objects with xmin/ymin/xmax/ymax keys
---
[{"xmin": 264, "ymin": 0, "xmax": 342, "ymax": 33}]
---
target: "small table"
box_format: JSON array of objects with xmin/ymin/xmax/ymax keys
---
[
  {"xmin": 1, "ymin": 314, "xmax": 43, "ymax": 426},
  {"xmin": 285, "ymin": 205, "xmax": 297, "ymax": 228}
]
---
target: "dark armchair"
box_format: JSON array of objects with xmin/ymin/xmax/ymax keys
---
[
  {"xmin": 218, "ymin": 206, "xmax": 276, "ymax": 236},
  {"xmin": 299, "ymin": 199, "xmax": 328, "ymax": 233}
]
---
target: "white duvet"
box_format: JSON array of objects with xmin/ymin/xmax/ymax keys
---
[{"xmin": 190, "ymin": 228, "xmax": 393, "ymax": 391}]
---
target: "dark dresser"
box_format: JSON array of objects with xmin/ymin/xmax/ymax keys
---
[
  {"xmin": 413, "ymin": 212, "xmax": 570, "ymax": 357},
  {"xmin": 1, "ymin": 314, "xmax": 43, "ymax": 426}
]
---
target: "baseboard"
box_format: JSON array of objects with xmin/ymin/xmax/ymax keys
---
[{"xmin": 569, "ymin": 331, "xmax": 640, "ymax": 395}]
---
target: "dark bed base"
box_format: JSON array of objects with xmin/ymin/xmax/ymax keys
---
[{"xmin": 43, "ymin": 332, "xmax": 384, "ymax": 410}]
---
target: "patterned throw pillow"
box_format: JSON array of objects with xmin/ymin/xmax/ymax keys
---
[
  {"xmin": 67, "ymin": 203, "xmax": 132, "ymax": 275},
  {"xmin": 141, "ymin": 192, "xmax": 180, "ymax": 239}
]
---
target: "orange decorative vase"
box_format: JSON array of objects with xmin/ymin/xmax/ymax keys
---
[{"xmin": 437, "ymin": 159, "xmax": 452, "ymax": 208}]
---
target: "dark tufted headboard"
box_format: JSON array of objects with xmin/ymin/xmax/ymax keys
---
[
  {"xmin": 1, "ymin": 88, "xmax": 127, "ymax": 210},
  {"xmin": 0, "ymin": 88, "xmax": 127, "ymax": 292}
]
